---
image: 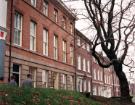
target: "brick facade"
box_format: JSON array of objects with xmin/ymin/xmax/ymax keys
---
[
  {"xmin": 75, "ymin": 29, "xmax": 120, "ymax": 97},
  {"xmin": 2, "ymin": 0, "xmax": 120, "ymax": 97},
  {"xmin": 5, "ymin": 0, "xmax": 76, "ymax": 90}
]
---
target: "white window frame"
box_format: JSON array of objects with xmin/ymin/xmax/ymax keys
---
[
  {"xmin": 54, "ymin": 35, "xmax": 58, "ymax": 60},
  {"xmin": 94, "ymin": 69, "xmax": 97, "ymax": 80},
  {"xmin": 62, "ymin": 74, "xmax": 67, "ymax": 89},
  {"xmin": 82, "ymin": 43, "xmax": 85, "ymax": 49},
  {"xmin": 14, "ymin": 12, "xmax": 22, "ymax": 46},
  {"xmin": 70, "ymin": 23, "xmax": 73, "ymax": 34},
  {"xmin": 93, "ymin": 86, "xmax": 97, "ymax": 95},
  {"xmin": 77, "ymin": 78, "xmax": 83, "ymax": 92},
  {"xmin": 31, "ymin": 0, "xmax": 36, "ymax": 7},
  {"xmin": 77, "ymin": 55, "xmax": 81, "ymax": 70},
  {"xmin": 87, "ymin": 44, "xmax": 90, "ymax": 52},
  {"xmin": 12, "ymin": 64, "xmax": 21, "ymax": 86},
  {"xmin": 43, "ymin": 0, "xmax": 48, "ymax": 16},
  {"xmin": 88, "ymin": 81, "xmax": 91, "ymax": 92},
  {"xmin": 62, "ymin": 16, "xmax": 66, "ymax": 29},
  {"xmin": 42, "ymin": 70, "xmax": 48, "ymax": 88},
  {"xmin": 77, "ymin": 37, "xmax": 81, "ymax": 46},
  {"xmin": 43, "ymin": 29, "xmax": 48, "ymax": 56},
  {"xmin": 83, "ymin": 80, "xmax": 86, "ymax": 92},
  {"xmin": 83, "ymin": 58, "xmax": 86, "ymax": 71},
  {"xmin": 69, "ymin": 75, "xmax": 73, "ymax": 90},
  {"xmin": 62, "ymin": 40, "xmax": 67, "ymax": 63},
  {"xmin": 30, "ymin": 21, "xmax": 36, "ymax": 51},
  {"xmin": 98, "ymin": 71, "xmax": 100, "ymax": 80},
  {"xmin": 87, "ymin": 60, "xmax": 90, "ymax": 73},
  {"xmin": 29, "ymin": 67, "xmax": 37, "ymax": 88},
  {"xmin": 54, "ymin": 9, "xmax": 58, "ymax": 22},
  {"xmin": 100, "ymin": 71, "xmax": 103, "ymax": 81},
  {"xmin": 70, "ymin": 46, "xmax": 74, "ymax": 65}
]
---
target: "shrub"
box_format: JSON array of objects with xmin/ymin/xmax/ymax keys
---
[{"xmin": 0, "ymin": 85, "xmax": 100, "ymax": 105}]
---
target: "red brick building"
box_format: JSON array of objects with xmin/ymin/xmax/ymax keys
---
[
  {"xmin": 129, "ymin": 83, "xmax": 135, "ymax": 96},
  {"xmin": 1, "ymin": 0, "xmax": 120, "ymax": 97},
  {"xmin": 75, "ymin": 29, "xmax": 120, "ymax": 97},
  {"xmin": 75, "ymin": 29, "xmax": 92, "ymax": 93},
  {"xmin": 4, "ymin": 0, "xmax": 76, "ymax": 90}
]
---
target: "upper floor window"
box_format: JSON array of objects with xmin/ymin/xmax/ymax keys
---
[
  {"xmin": 31, "ymin": 0, "xmax": 36, "ymax": 7},
  {"xmin": 62, "ymin": 16, "xmax": 66, "ymax": 29},
  {"xmin": 30, "ymin": 21, "xmax": 36, "ymax": 51},
  {"xmin": 82, "ymin": 43, "xmax": 86, "ymax": 49},
  {"xmin": 87, "ymin": 61, "xmax": 90, "ymax": 73},
  {"xmin": 97, "ymin": 70, "xmax": 100, "ymax": 80},
  {"xmin": 43, "ymin": 29, "xmax": 48, "ymax": 56},
  {"xmin": 100, "ymin": 71, "xmax": 103, "ymax": 81},
  {"xmin": 77, "ymin": 37, "xmax": 81, "ymax": 46},
  {"xmin": 70, "ymin": 46, "xmax": 74, "ymax": 65},
  {"xmin": 93, "ymin": 69, "xmax": 97, "ymax": 80},
  {"xmin": 62, "ymin": 40, "xmax": 67, "ymax": 63},
  {"xmin": 77, "ymin": 55, "xmax": 81, "ymax": 70},
  {"xmin": 83, "ymin": 58, "xmax": 86, "ymax": 71},
  {"xmin": 87, "ymin": 44, "xmax": 90, "ymax": 52},
  {"xmin": 54, "ymin": 35, "xmax": 58, "ymax": 60},
  {"xmin": 14, "ymin": 12, "xmax": 22, "ymax": 46},
  {"xmin": 54, "ymin": 9, "xmax": 58, "ymax": 23},
  {"xmin": 43, "ymin": 0, "xmax": 48, "ymax": 16},
  {"xmin": 70, "ymin": 23, "xmax": 73, "ymax": 34}
]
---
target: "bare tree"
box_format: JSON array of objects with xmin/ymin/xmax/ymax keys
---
[{"xmin": 83, "ymin": 0, "xmax": 135, "ymax": 101}]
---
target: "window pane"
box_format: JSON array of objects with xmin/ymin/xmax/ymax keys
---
[
  {"xmin": 30, "ymin": 21, "xmax": 36, "ymax": 51},
  {"xmin": 43, "ymin": 1, "xmax": 48, "ymax": 16},
  {"xmin": 31, "ymin": 0, "xmax": 36, "ymax": 7},
  {"xmin": 43, "ymin": 29, "xmax": 48, "ymax": 56},
  {"xmin": 14, "ymin": 12, "xmax": 22, "ymax": 46}
]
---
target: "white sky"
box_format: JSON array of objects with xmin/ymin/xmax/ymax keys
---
[{"xmin": 62, "ymin": 0, "xmax": 135, "ymax": 83}]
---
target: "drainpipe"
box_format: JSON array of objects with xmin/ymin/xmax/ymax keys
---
[
  {"xmin": 74, "ymin": 24, "xmax": 77, "ymax": 91},
  {"xmin": 90, "ymin": 52, "xmax": 93, "ymax": 96},
  {"xmin": 8, "ymin": 0, "xmax": 14, "ymax": 82}
]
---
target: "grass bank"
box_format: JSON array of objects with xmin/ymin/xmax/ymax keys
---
[{"xmin": 0, "ymin": 85, "xmax": 100, "ymax": 105}]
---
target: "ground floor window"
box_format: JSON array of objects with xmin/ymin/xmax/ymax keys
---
[
  {"xmin": 12, "ymin": 64, "xmax": 20, "ymax": 86},
  {"xmin": 42, "ymin": 70, "xmax": 49, "ymax": 88},
  {"xmin": 88, "ymin": 81, "xmax": 91, "ymax": 92},
  {"xmin": 62, "ymin": 74, "xmax": 67, "ymax": 89},
  {"xmin": 93, "ymin": 86, "xmax": 97, "ymax": 95},
  {"xmin": 29, "ymin": 67, "xmax": 37, "ymax": 88},
  {"xmin": 83, "ymin": 80, "xmax": 87, "ymax": 92},
  {"xmin": 69, "ymin": 75, "xmax": 74, "ymax": 90},
  {"xmin": 77, "ymin": 77, "xmax": 83, "ymax": 92}
]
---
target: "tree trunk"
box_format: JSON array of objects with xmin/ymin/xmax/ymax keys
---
[{"xmin": 113, "ymin": 61, "xmax": 131, "ymax": 101}]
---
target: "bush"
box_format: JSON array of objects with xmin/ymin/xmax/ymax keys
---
[{"xmin": 0, "ymin": 85, "xmax": 100, "ymax": 105}]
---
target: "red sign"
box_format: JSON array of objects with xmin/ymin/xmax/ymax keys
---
[{"xmin": 0, "ymin": 31, "xmax": 4, "ymax": 38}]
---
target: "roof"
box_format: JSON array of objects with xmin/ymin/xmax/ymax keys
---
[{"xmin": 75, "ymin": 29, "xmax": 92, "ymax": 44}]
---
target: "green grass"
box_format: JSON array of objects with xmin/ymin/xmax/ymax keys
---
[{"xmin": 0, "ymin": 85, "xmax": 100, "ymax": 105}]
